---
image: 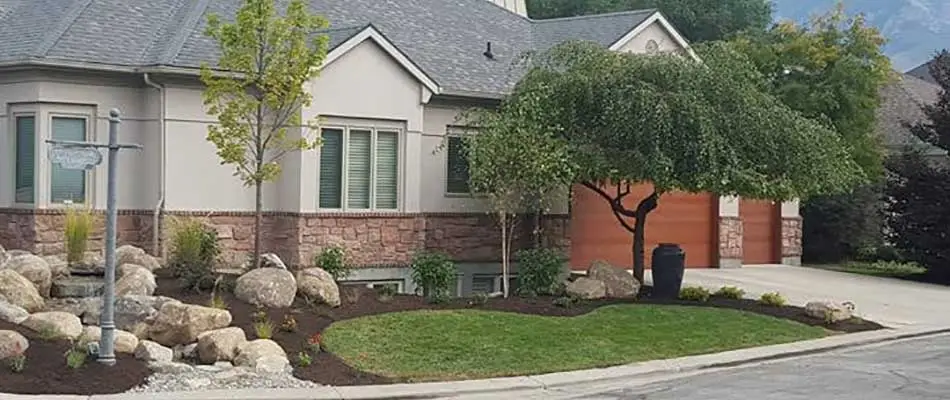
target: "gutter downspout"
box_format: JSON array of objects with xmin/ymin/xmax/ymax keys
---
[{"xmin": 144, "ymin": 73, "xmax": 166, "ymax": 260}]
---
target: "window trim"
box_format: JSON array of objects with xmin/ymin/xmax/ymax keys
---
[
  {"xmin": 340, "ymin": 279, "xmax": 405, "ymax": 293},
  {"xmin": 317, "ymin": 124, "xmax": 403, "ymax": 212},
  {"xmin": 11, "ymin": 111, "xmax": 37, "ymax": 206},
  {"xmin": 47, "ymin": 113, "xmax": 93, "ymax": 206}
]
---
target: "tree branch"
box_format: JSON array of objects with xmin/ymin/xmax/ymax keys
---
[{"xmin": 582, "ymin": 181, "xmax": 637, "ymax": 233}]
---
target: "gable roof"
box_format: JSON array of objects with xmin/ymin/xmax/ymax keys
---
[
  {"xmin": 0, "ymin": 0, "xmax": 676, "ymax": 97},
  {"xmin": 906, "ymin": 61, "xmax": 937, "ymax": 85},
  {"xmin": 876, "ymin": 74, "xmax": 947, "ymax": 156}
]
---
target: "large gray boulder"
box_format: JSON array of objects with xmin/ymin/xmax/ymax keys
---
[
  {"xmin": 197, "ymin": 327, "xmax": 247, "ymax": 364},
  {"xmin": 3, "ymin": 254, "xmax": 52, "ymax": 298},
  {"xmin": 80, "ymin": 326, "xmax": 139, "ymax": 353},
  {"xmin": 82, "ymin": 296, "xmax": 181, "ymax": 336},
  {"xmin": 0, "ymin": 299, "xmax": 29, "ymax": 324},
  {"xmin": 115, "ymin": 264, "xmax": 157, "ymax": 296},
  {"xmin": 21, "ymin": 311, "xmax": 83, "ymax": 340},
  {"xmin": 0, "ymin": 269, "xmax": 44, "ymax": 312},
  {"xmin": 135, "ymin": 340, "xmax": 174, "ymax": 363},
  {"xmin": 565, "ymin": 277, "xmax": 606, "ymax": 300},
  {"xmin": 234, "ymin": 339, "xmax": 290, "ymax": 374},
  {"xmin": 117, "ymin": 245, "xmax": 162, "ymax": 271},
  {"xmin": 0, "ymin": 330, "xmax": 28, "ymax": 360},
  {"xmin": 587, "ymin": 260, "xmax": 639, "ymax": 298},
  {"xmin": 41, "ymin": 255, "xmax": 70, "ymax": 280},
  {"xmin": 235, "ymin": 268, "xmax": 296, "ymax": 308},
  {"xmin": 148, "ymin": 302, "xmax": 232, "ymax": 347},
  {"xmin": 296, "ymin": 268, "xmax": 341, "ymax": 307},
  {"xmin": 805, "ymin": 301, "xmax": 855, "ymax": 323}
]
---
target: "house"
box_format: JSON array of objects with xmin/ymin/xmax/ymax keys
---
[
  {"xmin": 0, "ymin": 0, "xmax": 800, "ymax": 295},
  {"xmin": 907, "ymin": 60, "xmax": 937, "ymax": 85},
  {"xmin": 876, "ymin": 73, "xmax": 948, "ymax": 162}
]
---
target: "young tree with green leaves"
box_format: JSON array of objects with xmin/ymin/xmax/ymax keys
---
[
  {"xmin": 485, "ymin": 41, "xmax": 866, "ymax": 283},
  {"xmin": 462, "ymin": 96, "xmax": 576, "ymax": 298},
  {"xmin": 201, "ymin": 0, "xmax": 329, "ymax": 268}
]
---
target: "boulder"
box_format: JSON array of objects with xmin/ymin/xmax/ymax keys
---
[
  {"xmin": 565, "ymin": 277, "xmax": 606, "ymax": 300},
  {"xmin": 135, "ymin": 340, "xmax": 174, "ymax": 363},
  {"xmin": 70, "ymin": 252, "xmax": 106, "ymax": 275},
  {"xmin": 79, "ymin": 326, "xmax": 139, "ymax": 353},
  {"xmin": 115, "ymin": 265, "xmax": 157, "ymax": 296},
  {"xmin": 260, "ymin": 253, "xmax": 288, "ymax": 269},
  {"xmin": 148, "ymin": 361, "xmax": 195, "ymax": 374},
  {"xmin": 234, "ymin": 268, "xmax": 296, "ymax": 308},
  {"xmin": 0, "ymin": 245, "xmax": 6, "ymax": 266},
  {"xmin": 21, "ymin": 311, "xmax": 83, "ymax": 340},
  {"xmin": 3, "ymin": 254, "xmax": 52, "ymax": 298},
  {"xmin": 82, "ymin": 296, "xmax": 181, "ymax": 334},
  {"xmin": 0, "ymin": 330, "xmax": 28, "ymax": 360},
  {"xmin": 587, "ymin": 260, "xmax": 639, "ymax": 298},
  {"xmin": 174, "ymin": 342, "xmax": 199, "ymax": 361},
  {"xmin": 46, "ymin": 297, "xmax": 100, "ymax": 318},
  {"xmin": 296, "ymin": 268, "xmax": 341, "ymax": 307},
  {"xmin": 42, "ymin": 255, "xmax": 70, "ymax": 280},
  {"xmin": 0, "ymin": 299, "xmax": 29, "ymax": 324},
  {"xmin": 5, "ymin": 249, "xmax": 30, "ymax": 259},
  {"xmin": 197, "ymin": 327, "xmax": 247, "ymax": 364},
  {"xmin": 148, "ymin": 302, "xmax": 232, "ymax": 347},
  {"xmin": 234, "ymin": 339, "xmax": 290, "ymax": 373},
  {"xmin": 805, "ymin": 301, "xmax": 855, "ymax": 323},
  {"xmin": 0, "ymin": 269, "xmax": 44, "ymax": 312},
  {"xmin": 117, "ymin": 245, "xmax": 162, "ymax": 271}
]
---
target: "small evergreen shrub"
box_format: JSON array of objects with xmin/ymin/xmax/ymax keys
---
[
  {"xmin": 253, "ymin": 319, "xmax": 275, "ymax": 339},
  {"xmin": 168, "ymin": 218, "xmax": 221, "ymax": 292},
  {"xmin": 410, "ymin": 251, "xmax": 457, "ymax": 301},
  {"xmin": 64, "ymin": 341, "xmax": 87, "ymax": 369},
  {"xmin": 714, "ymin": 286, "xmax": 746, "ymax": 300},
  {"xmin": 515, "ymin": 248, "xmax": 566, "ymax": 296},
  {"xmin": 313, "ymin": 245, "xmax": 351, "ymax": 280},
  {"xmin": 64, "ymin": 207, "xmax": 95, "ymax": 266},
  {"xmin": 759, "ymin": 292, "xmax": 787, "ymax": 307},
  {"xmin": 678, "ymin": 286, "xmax": 711, "ymax": 302},
  {"xmin": 469, "ymin": 292, "xmax": 489, "ymax": 306}
]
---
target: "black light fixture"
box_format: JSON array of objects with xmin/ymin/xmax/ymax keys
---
[{"xmin": 483, "ymin": 41, "xmax": 495, "ymax": 60}]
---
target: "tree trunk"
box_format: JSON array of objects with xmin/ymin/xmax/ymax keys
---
[
  {"xmin": 500, "ymin": 212, "xmax": 510, "ymax": 298},
  {"xmin": 630, "ymin": 192, "xmax": 659, "ymax": 284},
  {"xmin": 253, "ymin": 180, "xmax": 263, "ymax": 269},
  {"xmin": 531, "ymin": 210, "xmax": 543, "ymax": 248}
]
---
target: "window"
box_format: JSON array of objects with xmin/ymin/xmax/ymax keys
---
[
  {"xmin": 472, "ymin": 274, "xmax": 519, "ymax": 294},
  {"xmin": 319, "ymin": 126, "xmax": 400, "ymax": 210},
  {"xmin": 446, "ymin": 135, "xmax": 470, "ymax": 194},
  {"xmin": 14, "ymin": 115, "xmax": 35, "ymax": 203},
  {"xmin": 340, "ymin": 280, "xmax": 403, "ymax": 293},
  {"xmin": 50, "ymin": 117, "xmax": 88, "ymax": 204}
]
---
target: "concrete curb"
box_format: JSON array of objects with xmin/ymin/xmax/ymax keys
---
[{"xmin": 3, "ymin": 326, "xmax": 949, "ymax": 400}]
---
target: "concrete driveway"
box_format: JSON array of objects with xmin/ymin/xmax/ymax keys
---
[{"xmin": 646, "ymin": 265, "xmax": 950, "ymax": 328}]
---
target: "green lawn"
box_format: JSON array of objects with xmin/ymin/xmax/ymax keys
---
[
  {"xmin": 322, "ymin": 305, "xmax": 827, "ymax": 381},
  {"xmin": 806, "ymin": 261, "xmax": 926, "ymax": 279}
]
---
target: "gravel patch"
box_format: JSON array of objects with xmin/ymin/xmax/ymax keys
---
[{"xmin": 127, "ymin": 362, "xmax": 324, "ymax": 393}]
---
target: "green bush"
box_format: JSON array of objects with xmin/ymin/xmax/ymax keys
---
[
  {"xmin": 678, "ymin": 286, "xmax": 711, "ymax": 302},
  {"xmin": 410, "ymin": 250, "xmax": 457, "ymax": 301},
  {"xmin": 515, "ymin": 248, "xmax": 566, "ymax": 296},
  {"xmin": 801, "ymin": 183, "xmax": 886, "ymax": 264},
  {"xmin": 714, "ymin": 286, "xmax": 745, "ymax": 300},
  {"xmin": 314, "ymin": 245, "xmax": 351, "ymax": 280},
  {"xmin": 469, "ymin": 292, "xmax": 489, "ymax": 306},
  {"xmin": 759, "ymin": 292, "xmax": 787, "ymax": 307},
  {"xmin": 64, "ymin": 341, "xmax": 87, "ymax": 369},
  {"xmin": 168, "ymin": 218, "xmax": 221, "ymax": 292}
]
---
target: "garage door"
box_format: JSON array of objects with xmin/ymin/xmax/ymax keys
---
[
  {"xmin": 570, "ymin": 183, "xmax": 717, "ymax": 270},
  {"xmin": 740, "ymin": 199, "xmax": 779, "ymax": 264}
]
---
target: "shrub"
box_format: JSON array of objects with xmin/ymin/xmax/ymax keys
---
[
  {"xmin": 469, "ymin": 292, "xmax": 489, "ymax": 306},
  {"xmin": 253, "ymin": 319, "xmax": 275, "ymax": 339},
  {"xmin": 64, "ymin": 341, "xmax": 87, "ymax": 369},
  {"xmin": 168, "ymin": 218, "xmax": 221, "ymax": 292},
  {"xmin": 843, "ymin": 260, "xmax": 926, "ymax": 276},
  {"xmin": 279, "ymin": 314, "xmax": 298, "ymax": 333},
  {"xmin": 314, "ymin": 245, "xmax": 351, "ymax": 280},
  {"xmin": 515, "ymin": 248, "xmax": 566, "ymax": 296},
  {"xmin": 208, "ymin": 276, "xmax": 228, "ymax": 309},
  {"xmin": 678, "ymin": 286, "xmax": 711, "ymax": 302},
  {"xmin": 759, "ymin": 292, "xmax": 787, "ymax": 307},
  {"xmin": 376, "ymin": 285, "xmax": 397, "ymax": 302},
  {"xmin": 410, "ymin": 250, "xmax": 457, "ymax": 301},
  {"xmin": 296, "ymin": 351, "xmax": 313, "ymax": 367},
  {"xmin": 305, "ymin": 333, "xmax": 322, "ymax": 353},
  {"xmin": 801, "ymin": 183, "xmax": 886, "ymax": 264},
  {"xmin": 64, "ymin": 207, "xmax": 95, "ymax": 266},
  {"xmin": 552, "ymin": 296, "xmax": 578, "ymax": 308},
  {"xmin": 714, "ymin": 286, "xmax": 745, "ymax": 300},
  {"xmin": 37, "ymin": 326, "xmax": 60, "ymax": 341},
  {"xmin": 6, "ymin": 342, "xmax": 26, "ymax": 373},
  {"xmin": 251, "ymin": 307, "xmax": 268, "ymax": 323}
]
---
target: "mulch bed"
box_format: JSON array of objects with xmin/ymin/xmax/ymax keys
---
[
  {"xmin": 0, "ymin": 320, "xmax": 151, "ymax": 395},
  {"xmin": 154, "ymin": 276, "xmax": 885, "ymax": 387}
]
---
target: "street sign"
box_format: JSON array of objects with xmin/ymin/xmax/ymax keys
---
[{"xmin": 49, "ymin": 145, "xmax": 103, "ymax": 170}]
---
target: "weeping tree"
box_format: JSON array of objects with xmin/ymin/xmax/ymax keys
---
[{"xmin": 485, "ymin": 40, "xmax": 866, "ymax": 283}]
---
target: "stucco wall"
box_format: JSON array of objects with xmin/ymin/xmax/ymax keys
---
[{"xmin": 616, "ymin": 20, "xmax": 683, "ymax": 54}]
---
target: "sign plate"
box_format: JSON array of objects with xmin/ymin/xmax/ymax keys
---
[{"xmin": 49, "ymin": 146, "xmax": 103, "ymax": 170}]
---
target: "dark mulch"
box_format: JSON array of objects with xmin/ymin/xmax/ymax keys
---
[
  {"xmin": 0, "ymin": 321, "xmax": 151, "ymax": 395},
  {"xmin": 154, "ymin": 276, "xmax": 885, "ymax": 387}
]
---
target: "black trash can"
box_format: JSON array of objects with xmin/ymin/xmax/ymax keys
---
[{"xmin": 651, "ymin": 243, "xmax": 685, "ymax": 299}]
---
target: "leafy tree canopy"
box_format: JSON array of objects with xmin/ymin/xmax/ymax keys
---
[{"xmin": 526, "ymin": 0, "xmax": 773, "ymax": 43}]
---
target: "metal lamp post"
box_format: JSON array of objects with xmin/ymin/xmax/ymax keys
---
[{"xmin": 47, "ymin": 108, "xmax": 142, "ymax": 365}]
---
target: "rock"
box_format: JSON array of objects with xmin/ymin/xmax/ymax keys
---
[
  {"xmin": 197, "ymin": 327, "xmax": 247, "ymax": 364},
  {"xmin": 260, "ymin": 253, "xmax": 288, "ymax": 269},
  {"xmin": 51, "ymin": 276, "xmax": 105, "ymax": 298},
  {"xmin": 174, "ymin": 342, "xmax": 199, "ymax": 361},
  {"xmin": 3, "ymin": 254, "xmax": 53, "ymax": 297},
  {"xmin": 296, "ymin": 268, "xmax": 341, "ymax": 307},
  {"xmin": 83, "ymin": 295, "xmax": 181, "ymax": 334},
  {"xmin": 0, "ymin": 245, "xmax": 6, "ymax": 267},
  {"xmin": 5, "ymin": 249, "xmax": 30, "ymax": 259},
  {"xmin": 42, "ymin": 255, "xmax": 70, "ymax": 280},
  {"xmin": 0, "ymin": 330, "xmax": 28, "ymax": 360},
  {"xmin": 136, "ymin": 340, "xmax": 174, "ymax": 362},
  {"xmin": 587, "ymin": 260, "xmax": 639, "ymax": 298},
  {"xmin": 234, "ymin": 268, "xmax": 296, "ymax": 308},
  {"xmin": 0, "ymin": 269, "xmax": 45, "ymax": 312},
  {"xmin": 45, "ymin": 297, "xmax": 99, "ymax": 318},
  {"xmin": 0, "ymin": 299, "xmax": 29, "ymax": 324},
  {"xmin": 234, "ymin": 339, "xmax": 289, "ymax": 373},
  {"xmin": 117, "ymin": 246, "xmax": 162, "ymax": 271},
  {"xmin": 71, "ymin": 253, "xmax": 105, "ymax": 275},
  {"xmin": 79, "ymin": 326, "xmax": 140, "ymax": 353},
  {"xmin": 21, "ymin": 311, "xmax": 83, "ymax": 340},
  {"xmin": 148, "ymin": 361, "xmax": 195, "ymax": 374},
  {"xmin": 115, "ymin": 265, "xmax": 157, "ymax": 296},
  {"xmin": 183, "ymin": 377, "xmax": 212, "ymax": 389},
  {"xmin": 148, "ymin": 302, "xmax": 232, "ymax": 347},
  {"xmin": 565, "ymin": 277, "xmax": 607, "ymax": 300},
  {"xmin": 805, "ymin": 301, "xmax": 855, "ymax": 323}
]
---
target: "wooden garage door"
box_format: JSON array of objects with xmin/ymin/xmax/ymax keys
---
[
  {"xmin": 570, "ymin": 183, "xmax": 717, "ymax": 270},
  {"xmin": 740, "ymin": 199, "xmax": 779, "ymax": 264}
]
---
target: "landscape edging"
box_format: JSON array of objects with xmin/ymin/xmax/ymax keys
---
[{"xmin": 2, "ymin": 326, "xmax": 947, "ymax": 400}]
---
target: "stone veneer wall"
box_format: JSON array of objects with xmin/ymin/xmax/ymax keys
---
[
  {"xmin": 0, "ymin": 208, "xmax": 570, "ymax": 268},
  {"xmin": 780, "ymin": 216, "xmax": 803, "ymax": 264},
  {"xmin": 717, "ymin": 216, "xmax": 742, "ymax": 267}
]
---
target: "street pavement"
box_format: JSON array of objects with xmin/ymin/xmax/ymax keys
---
[{"xmin": 532, "ymin": 333, "xmax": 950, "ymax": 400}]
